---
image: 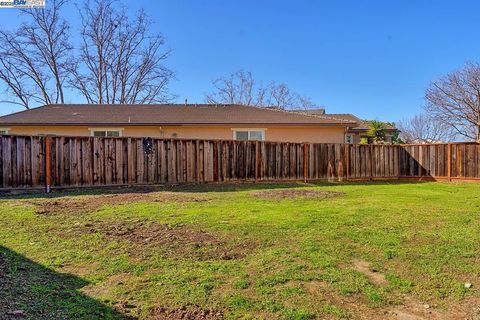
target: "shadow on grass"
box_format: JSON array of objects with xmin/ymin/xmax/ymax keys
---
[
  {"xmin": 0, "ymin": 246, "xmax": 132, "ymax": 320},
  {"xmin": 0, "ymin": 180, "xmax": 430, "ymax": 200}
]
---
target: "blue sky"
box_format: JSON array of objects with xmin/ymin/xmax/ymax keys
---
[{"xmin": 0, "ymin": 0, "xmax": 479, "ymax": 122}]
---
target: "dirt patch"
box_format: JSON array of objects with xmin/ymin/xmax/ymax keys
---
[
  {"xmin": 150, "ymin": 305, "xmax": 224, "ymax": 320},
  {"xmin": 61, "ymin": 262, "xmax": 99, "ymax": 277},
  {"xmin": 82, "ymin": 273, "xmax": 131, "ymax": 298},
  {"xmin": 30, "ymin": 192, "xmax": 211, "ymax": 216},
  {"xmin": 352, "ymin": 259, "xmax": 480, "ymax": 320},
  {"xmin": 302, "ymin": 279, "xmax": 384, "ymax": 318},
  {"xmin": 386, "ymin": 295, "xmax": 478, "ymax": 320},
  {"xmin": 80, "ymin": 220, "xmax": 256, "ymax": 261},
  {"xmin": 303, "ymin": 278, "xmax": 480, "ymax": 320},
  {"xmin": 114, "ymin": 300, "xmax": 140, "ymax": 319},
  {"xmin": 251, "ymin": 189, "xmax": 344, "ymax": 200},
  {"xmin": 353, "ymin": 259, "xmax": 388, "ymax": 286}
]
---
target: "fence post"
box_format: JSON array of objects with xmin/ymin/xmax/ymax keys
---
[
  {"xmin": 45, "ymin": 136, "xmax": 52, "ymax": 193},
  {"xmin": 447, "ymin": 143, "xmax": 452, "ymax": 182}
]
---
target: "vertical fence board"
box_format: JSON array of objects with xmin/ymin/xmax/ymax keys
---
[
  {"xmin": 83, "ymin": 138, "xmax": 93, "ymax": 185},
  {"xmin": 31, "ymin": 137, "xmax": 42, "ymax": 186}
]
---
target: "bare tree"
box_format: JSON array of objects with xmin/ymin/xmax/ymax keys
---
[
  {"xmin": 425, "ymin": 62, "xmax": 480, "ymax": 141},
  {"xmin": 0, "ymin": 0, "xmax": 174, "ymax": 109},
  {"xmin": 71, "ymin": 0, "xmax": 174, "ymax": 104},
  {"xmin": 0, "ymin": 0, "xmax": 71, "ymax": 109},
  {"xmin": 297, "ymin": 95, "xmax": 318, "ymax": 110},
  {"xmin": 262, "ymin": 83, "xmax": 296, "ymax": 109},
  {"xmin": 205, "ymin": 70, "xmax": 257, "ymax": 106},
  {"xmin": 205, "ymin": 70, "xmax": 318, "ymax": 109},
  {"xmin": 398, "ymin": 113, "xmax": 455, "ymax": 143}
]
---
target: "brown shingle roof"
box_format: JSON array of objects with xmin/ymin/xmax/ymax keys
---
[{"xmin": 0, "ymin": 104, "xmax": 357, "ymax": 126}]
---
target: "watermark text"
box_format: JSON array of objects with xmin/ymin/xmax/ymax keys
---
[{"xmin": 0, "ymin": 0, "xmax": 45, "ymax": 8}]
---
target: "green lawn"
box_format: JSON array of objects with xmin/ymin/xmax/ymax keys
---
[{"xmin": 1, "ymin": 182, "xmax": 480, "ymax": 319}]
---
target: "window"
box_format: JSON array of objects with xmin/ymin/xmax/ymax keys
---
[
  {"xmin": 233, "ymin": 129, "xmax": 265, "ymax": 141},
  {"xmin": 93, "ymin": 131, "xmax": 106, "ymax": 137},
  {"xmin": 235, "ymin": 131, "xmax": 249, "ymax": 140},
  {"xmin": 90, "ymin": 128, "xmax": 122, "ymax": 137},
  {"xmin": 345, "ymin": 134, "xmax": 353, "ymax": 144},
  {"xmin": 249, "ymin": 131, "xmax": 264, "ymax": 141},
  {"xmin": 0, "ymin": 129, "xmax": 9, "ymax": 135},
  {"xmin": 92, "ymin": 131, "xmax": 120, "ymax": 137},
  {"xmin": 107, "ymin": 131, "xmax": 120, "ymax": 137}
]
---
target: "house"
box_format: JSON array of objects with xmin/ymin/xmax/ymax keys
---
[
  {"xmin": 304, "ymin": 109, "xmax": 399, "ymax": 143},
  {"xmin": 0, "ymin": 104, "xmax": 398, "ymax": 143},
  {"xmin": 0, "ymin": 104, "xmax": 359, "ymax": 143}
]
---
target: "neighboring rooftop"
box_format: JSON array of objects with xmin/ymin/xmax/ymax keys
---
[
  {"xmin": 325, "ymin": 114, "xmax": 398, "ymax": 131},
  {"xmin": 303, "ymin": 110, "xmax": 398, "ymax": 131},
  {"xmin": 303, "ymin": 108, "xmax": 326, "ymax": 115},
  {"xmin": 0, "ymin": 104, "xmax": 357, "ymax": 126}
]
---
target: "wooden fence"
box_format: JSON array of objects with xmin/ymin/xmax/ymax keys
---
[
  {"xmin": 0, "ymin": 136, "xmax": 479, "ymax": 190},
  {"xmin": 399, "ymin": 143, "xmax": 480, "ymax": 182}
]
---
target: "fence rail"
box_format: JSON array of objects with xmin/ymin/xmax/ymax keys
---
[{"xmin": 1, "ymin": 136, "xmax": 479, "ymax": 190}]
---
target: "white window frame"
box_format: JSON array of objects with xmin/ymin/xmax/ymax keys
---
[
  {"xmin": 0, "ymin": 128, "xmax": 10, "ymax": 135},
  {"xmin": 89, "ymin": 128, "xmax": 123, "ymax": 137},
  {"xmin": 231, "ymin": 128, "xmax": 266, "ymax": 141}
]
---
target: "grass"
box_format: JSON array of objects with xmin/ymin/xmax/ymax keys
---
[{"xmin": 1, "ymin": 181, "xmax": 480, "ymax": 319}]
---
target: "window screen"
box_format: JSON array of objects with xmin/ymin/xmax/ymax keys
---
[
  {"xmin": 249, "ymin": 131, "xmax": 263, "ymax": 141},
  {"xmin": 107, "ymin": 131, "xmax": 120, "ymax": 137},
  {"xmin": 93, "ymin": 131, "xmax": 107, "ymax": 137},
  {"xmin": 235, "ymin": 131, "xmax": 249, "ymax": 140}
]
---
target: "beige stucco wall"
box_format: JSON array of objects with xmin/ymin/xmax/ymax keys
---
[{"xmin": 1, "ymin": 125, "xmax": 347, "ymax": 143}]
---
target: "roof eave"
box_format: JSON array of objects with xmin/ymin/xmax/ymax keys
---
[{"xmin": 0, "ymin": 122, "xmax": 354, "ymax": 127}]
